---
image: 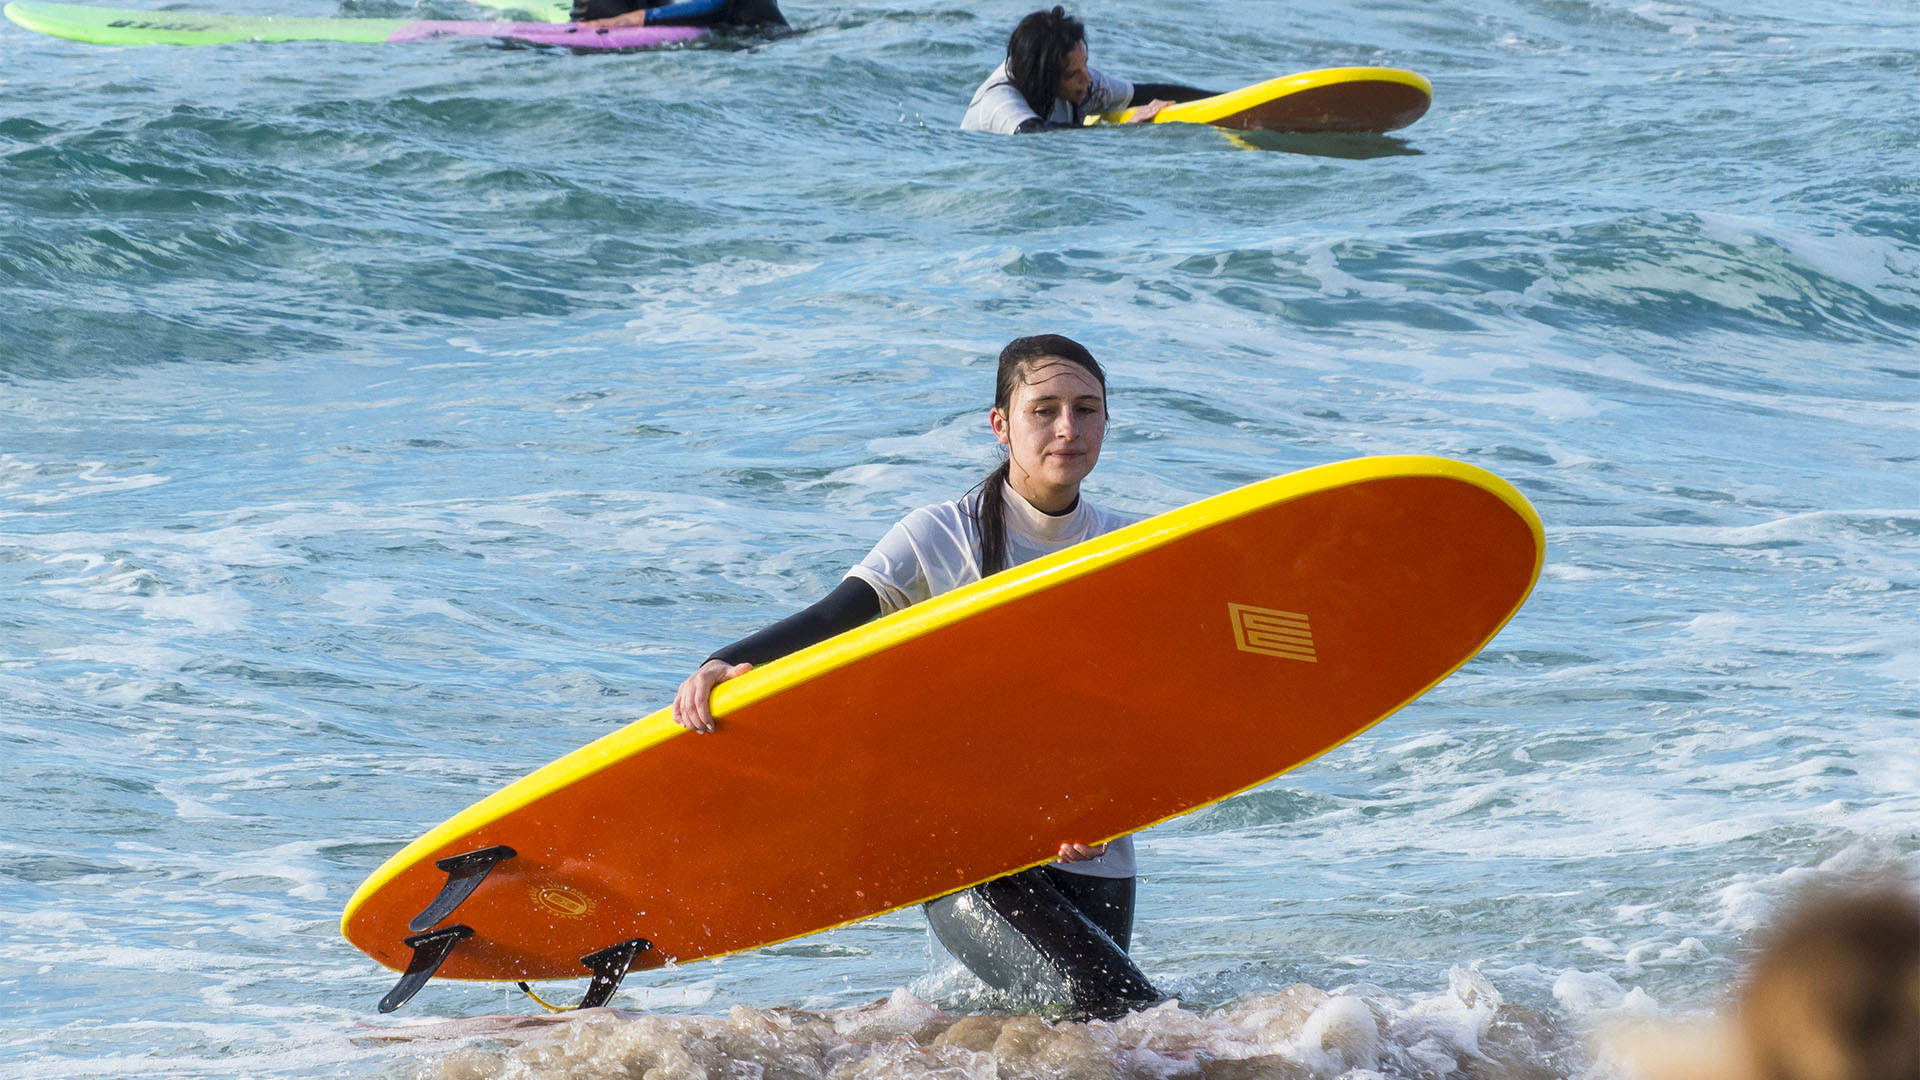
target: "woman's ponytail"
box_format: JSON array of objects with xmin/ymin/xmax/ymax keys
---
[{"xmin": 976, "ymin": 458, "xmax": 1015, "ymax": 577}]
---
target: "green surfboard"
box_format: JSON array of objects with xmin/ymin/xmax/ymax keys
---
[
  {"xmin": 3, "ymin": 0, "xmax": 579, "ymax": 44},
  {"xmin": 1, "ymin": 1, "xmax": 722, "ymax": 46},
  {"xmin": 466, "ymin": 0, "xmax": 567, "ymax": 21}
]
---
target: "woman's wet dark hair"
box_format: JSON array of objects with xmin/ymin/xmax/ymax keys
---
[
  {"xmin": 972, "ymin": 334, "xmax": 1107, "ymax": 577},
  {"xmin": 1004, "ymin": 6, "xmax": 1087, "ymax": 121}
]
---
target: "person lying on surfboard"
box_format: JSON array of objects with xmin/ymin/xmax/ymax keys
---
[
  {"xmin": 961, "ymin": 6, "xmax": 1216, "ymax": 134},
  {"xmin": 572, "ymin": 0, "xmax": 783, "ymax": 29},
  {"xmin": 671, "ymin": 334, "xmax": 1162, "ymax": 1020}
]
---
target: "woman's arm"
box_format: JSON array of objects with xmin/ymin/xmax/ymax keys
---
[
  {"xmin": 672, "ymin": 577, "xmax": 883, "ymax": 732},
  {"xmin": 709, "ymin": 576, "xmax": 882, "ymax": 666},
  {"xmin": 1016, "ymin": 80, "xmax": 1218, "ymax": 131}
]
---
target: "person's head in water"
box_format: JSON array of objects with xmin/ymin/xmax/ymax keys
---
[
  {"xmin": 974, "ymin": 334, "xmax": 1108, "ymax": 576},
  {"xmin": 1734, "ymin": 885, "xmax": 1919, "ymax": 1080},
  {"xmin": 1614, "ymin": 883, "xmax": 1919, "ymax": 1080},
  {"xmin": 1004, "ymin": 7, "xmax": 1092, "ymax": 120}
]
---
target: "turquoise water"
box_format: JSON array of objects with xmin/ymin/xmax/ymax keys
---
[{"xmin": 2, "ymin": 0, "xmax": 1916, "ymax": 1076}]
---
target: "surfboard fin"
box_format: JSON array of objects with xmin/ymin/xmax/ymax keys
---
[
  {"xmin": 516, "ymin": 937, "xmax": 653, "ymax": 1012},
  {"xmin": 407, "ymin": 844, "xmax": 516, "ymax": 932},
  {"xmin": 378, "ymin": 924, "xmax": 474, "ymax": 1013}
]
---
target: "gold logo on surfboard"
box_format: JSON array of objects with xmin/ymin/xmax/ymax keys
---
[
  {"xmin": 530, "ymin": 885, "xmax": 595, "ymax": 920},
  {"xmin": 1228, "ymin": 603, "xmax": 1317, "ymax": 662}
]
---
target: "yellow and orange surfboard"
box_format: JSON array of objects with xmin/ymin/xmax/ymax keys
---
[
  {"xmin": 1088, "ymin": 67, "xmax": 1432, "ymax": 133},
  {"xmin": 342, "ymin": 456, "xmax": 1541, "ymax": 1009}
]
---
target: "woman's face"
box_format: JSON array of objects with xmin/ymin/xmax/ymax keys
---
[
  {"xmin": 1055, "ymin": 41, "xmax": 1092, "ymax": 106},
  {"xmin": 990, "ymin": 358, "xmax": 1106, "ymax": 512}
]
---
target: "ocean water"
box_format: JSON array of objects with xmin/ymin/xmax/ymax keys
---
[{"xmin": 2, "ymin": 0, "xmax": 1916, "ymax": 1076}]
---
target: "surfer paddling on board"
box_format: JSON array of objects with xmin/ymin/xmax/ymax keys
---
[
  {"xmin": 573, "ymin": 0, "xmax": 783, "ymax": 29},
  {"xmin": 673, "ymin": 334, "xmax": 1162, "ymax": 1021},
  {"xmin": 961, "ymin": 7, "xmax": 1216, "ymax": 134}
]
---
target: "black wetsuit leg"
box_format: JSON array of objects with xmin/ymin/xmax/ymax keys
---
[
  {"xmin": 924, "ymin": 867, "xmax": 1160, "ymax": 1021},
  {"xmin": 1038, "ymin": 866, "xmax": 1136, "ymax": 951},
  {"xmin": 1129, "ymin": 83, "xmax": 1218, "ymax": 106}
]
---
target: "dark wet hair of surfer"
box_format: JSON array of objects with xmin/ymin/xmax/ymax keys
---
[
  {"xmin": 1736, "ymin": 886, "xmax": 1919, "ymax": 1080},
  {"xmin": 569, "ymin": 0, "xmax": 785, "ymax": 31},
  {"xmin": 1616, "ymin": 883, "xmax": 1920, "ymax": 1080},
  {"xmin": 672, "ymin": 333, "xmax": 1161, "ymax": 1020},
  {"xmin": 961, "ymin": 7, "xmax": 1217, "ymax": 134}
]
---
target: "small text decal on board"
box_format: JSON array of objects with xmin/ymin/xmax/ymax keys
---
[{"xmin": 530, "ymin": 885, "xmax": 595, "ymax": 920}]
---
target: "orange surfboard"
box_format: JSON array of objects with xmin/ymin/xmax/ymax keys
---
[{"xmin": 341, "ymin": 455, "xmax": 1542, "ymax": 1010}]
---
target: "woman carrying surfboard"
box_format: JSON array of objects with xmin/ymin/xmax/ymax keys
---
[
  {"xmin": 673, "ymin": 334, "xmax": 1162, "ymax": 1019},
  {"xmin": 961, "ymin": 7, "xmax": 1215, "ymax": 134}
]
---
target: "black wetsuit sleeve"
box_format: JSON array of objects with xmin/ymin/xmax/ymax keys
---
[
  {"xmin": 709, "ymin": 576, "xmax": 882, "ymax": 666},
  {"xmin": 1129, "ymin": 83, "xmax": 1218, "ymax": 105},
  {"xmin": 1014, "ymin": 117, "xmax": 1078, "ymax": 133},
  {"xmin": 637, "ymin": 0, "xmax": 722, "ymax": 22},
  {"xmin": 643, "ymin": 0, "xmax": 785, "ymax": 26},
  {"xmin": 1014, "ymin": 84, "xmax": 1216, "ymax": 131}
]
